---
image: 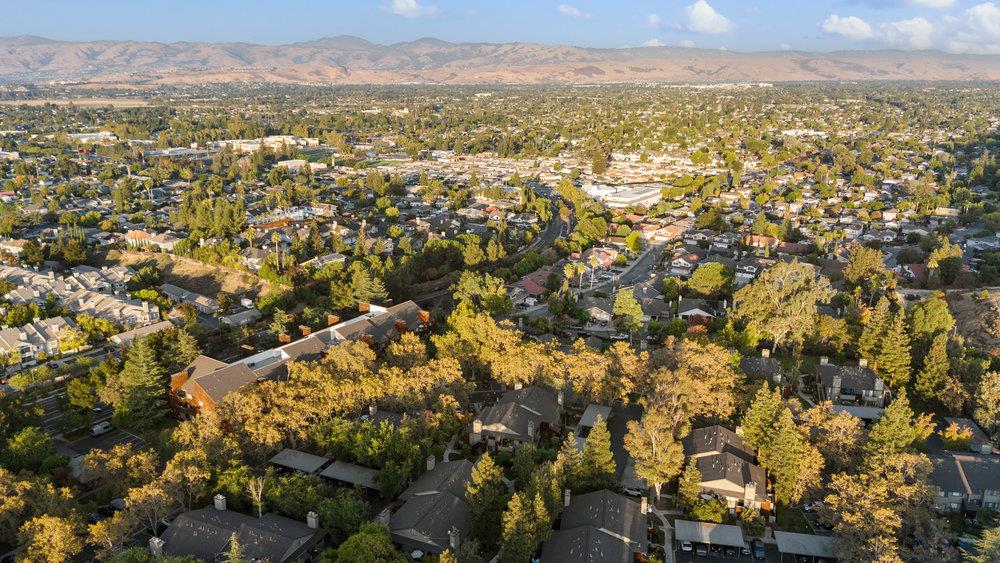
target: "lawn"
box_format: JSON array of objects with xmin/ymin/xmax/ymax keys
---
[{"xmin": 774, "ymin": 504, "xmax": 812, "ymax": 534}]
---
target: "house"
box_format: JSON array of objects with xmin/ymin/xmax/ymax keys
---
[
  {"xmin": 739, "ymin": 349, "xmax": 786, "ymax": 388},
  {"xmin": 676, "ymin": 297, "xmax": 725, "ymax": 323},
  {"xmin": 669, "ymin": 252, "xmax": 701, "ymax": 277},
  {"xmin": 109, "ymin": 319, "xmax": 175, "ymax": 348},
  {"xmin": 578, "ymin": 297, "xmax": 614, "ymax": 332},
  {"xmin": 0, "ymin": 316, "xmax": 77, "ymax": 367},
  {"xmin": 540, "ymin": 490, "xmax": 648, "ymax": 563},
  {"xmin": 470, "ymin": 386, "xmax": 563, "ymax": 451},
  {"xmin": 683, "ymin": 425, "xmax": 771, "ymax": 513},
  {"xmin": 170, "ymin": 356, "xmax": 258, "ymax": 418},
  {"xmin": 389, "ymin": 459, "xmax": 474, "ymax": 556},
  {"xmin": 0, "ymin": 239, "xmax": 29, "ymax": 257},
  {"xmin": 814, "ymin": 358, "xmax": 888, "ymax": 407},
  {"xmin": 153, "ymin": 495, "xmax": 324, "ymax": 562},
  {"xmin": 124, "ymin": 230, "xmax": 181, "ymax": 252},
  {"xmin": 302, "ymin": 253, "xmax": 347, "ymax": 270},
  {"xmin": 929, "ymin": 452, "xmax": 1000, "ymax": 514},
  {"xmin": 161, "ymin": 284, "xmax": 220, "ymax": 315}
]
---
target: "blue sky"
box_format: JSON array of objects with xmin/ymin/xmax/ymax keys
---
[{"xmin": 5, "ymin": 0, "xmax": 1000, "ymax": 53}]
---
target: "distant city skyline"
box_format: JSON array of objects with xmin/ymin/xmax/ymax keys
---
[{"xmin": 5, "ymin": 0, "xmax": 1000, "ymax": 54}]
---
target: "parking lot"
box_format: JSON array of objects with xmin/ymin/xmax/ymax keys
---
[{"xmin": 675, "ymin": 542, "xmax": 781, "ymax": 562}]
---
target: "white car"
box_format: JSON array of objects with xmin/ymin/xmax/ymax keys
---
[
  {"xmin": 90, "ymin": 421, "xmax": 113, "ymax": 436},
  {"xmin": 680, "ymin": 540, "xmax": 693, "ymax": 552},
  {"xmin": 803, "ymin": 500, "xmax": 824, "ymax": 512}
]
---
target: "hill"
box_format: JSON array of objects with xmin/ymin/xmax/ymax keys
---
[{"xmin": 1, "ymin": 35, "xmax": 998, "ymax": 84}]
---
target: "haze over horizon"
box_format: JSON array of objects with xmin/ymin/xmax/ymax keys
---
[{"xmin": 5, "ymin": 0, "xmax": 1000, "ymax": 55}]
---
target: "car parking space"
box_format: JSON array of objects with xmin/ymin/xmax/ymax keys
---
[
  {"xmin": 676, "ymin": 542, "xmax": 781, "ymax": 562},
  {"xmin": 65, "ymin": 427, "xmax": 145, "ymax": 456}
]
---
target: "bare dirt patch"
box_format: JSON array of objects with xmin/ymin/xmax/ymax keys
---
[
  {"xmin": 948, "ymin": 291, "xmax": 1000, "ymax": 356},
  {"xmin": 100, "ymin": 250, "xmax": 276, "ymax": 298}
]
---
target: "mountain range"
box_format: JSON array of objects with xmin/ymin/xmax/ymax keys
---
[{"xmin": 1, "ymin": 35, "xmax": 999, "ymax": 85}]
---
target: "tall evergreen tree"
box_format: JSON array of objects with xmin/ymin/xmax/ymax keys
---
[
  {"xmin": 864, "ymin": 390, "xmax": 931, "ymax": 463},
  {"xmin": 740, "ymin": 385, "xmax": 784, "ymax": 452},
  {"xmin": 876, "ymin": 312, "xmax": 912, "ymax": 388},
  {"xmin": 579, "ymin": 416, "xmax": 616, "ymax": 492},
  {"xmin": 758, "ymin": 409, "xmax": 824, "ymax": 505},
  {"xmin": 109, "ymin": 337, "xmax": 167, "ymax": 430},
  {"xmin": 466, "ymin": 453, "xmax": 508, "ymax": 547},
  {"xmin": 915, "ymin": 333, "xmax": 950, "ymax": 403},
  {"xmin": 553, "ymin": 433, "xmax": 583, "ymax": 492},
  {"xmin": 677, "ymin": 463, "xmax": 703, "ymax": 508},
  {"xmin": 859, "ymin": 296, "xmax": 890, "ymax": 365},
  {"xmin": 500, "ymin": 492, "xmax": 538, "ymax": 563}
]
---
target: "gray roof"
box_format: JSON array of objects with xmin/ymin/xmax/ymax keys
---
[
  {"xmin": 674, "ymin": 520, "xmax": 745, "ymax": 547},
  {"xmin": 816, "ymin": 363, "xmax": 880, "ymax": 392},
  {"xmin": 739, "ymin": 356, "xmax": 784, "ymax": 381},
  {"xmin": 319, "ymin": 461, "xmax": 379, "ymax": 489},
  {"xmin": 162, "ymin": 506, "xmax": 322, "ymax": 563},
  {"xmin": 399, "ymin": 459, "xmax": 473, "ymax": 501},
  {"xmin": 268, "ymin": 448, "xmax": 330, "ymax": 474},
  {"xmin": 541, "ymin": 525, "xmax": 634, "ymax": 563},
  {"xmin": 558, "ymin": 490, "xmax": 647, "ymax": 551},
  {"xmin": 929, "ymin": 452, "xmax": 1000, "ymax": 496},
  {"xmin": 695, "ymin": 453, "xmax": 767, "ymax": 502},
  {"xmin": 194, "ymin": 363, "xmax": 260, "ymax": 404},
  {"xmin": 683, "ymin": 425, "xmax": 754, "ymax": 462},
  {"xmin": 478, "ymin": 386, "xmax": 561, "ymax": 441},
  {"xmin": 773, "ymin": 531, "xmax": 837, "ymax": 558}
]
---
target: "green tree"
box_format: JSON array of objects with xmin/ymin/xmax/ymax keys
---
[
  {"xmin": 863, "ymin": 390, "xmax": 932, "ymax": 463},
  {"xmin": 858, "ymin": 296, "xmax": 890, "ymax": 365},
  {"xmin": 843, "ymin": 245, "xmax": 895, "ymax": 304},
  {"xmin": 106, "ymin": 337, "xmax": 167, "ymax": 430},
  {"xmin": 686, "ymin": 263, "xmax": 733, "ymax": 298},
  {"xmin": 330, "ymin": 522, "xmax": 405, "ymax": 563},
  {"xmin": 316, "ymin": 489, "xmax": 369, "ymax": 545},
  {"xmin": 612, "ymin": 289, "xmax": 644, "ymax": 336},
  {"xmin": 733, "ymin": 261, "xmax": 835, "ymax": 352},
  {"xmin": 971, "ymin": 523, "xmax": 1000, "ymax": 563},
  {"xmin": 740, "ymin": 385, "xmax": 784, "ymax": 452},
  {"xmin": 875, "ymin": 312, "xmax": 911, "ymax": 388},
  {"xmin": 624, "ymin": 408, "xmax": 684, "ymax": 500},
  {"xmin": 466, "ymin": 453, "xmax": 508, "ymax": 547},
  {"xmin": 579, "ymin": 416, "xmax": 616, "ymax": 492},
  {"xmin": 907, "ymin": 292, "xmax": 954, "ymax": 350},
  {"xmin": 677, "ymin": 463, "xmax": 702, "ymax": 507},
  {"xmin": 915, "ymin": 333, "xmax": 950, "ymax": 404},
  {"xmin": 758, "ymin": 409, "xmax": 824, "ymax": 505}
]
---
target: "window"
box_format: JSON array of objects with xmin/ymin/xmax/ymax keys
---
[{"xmin": 951, "ymin": 492, "xmax": 963, "ymax": 497}]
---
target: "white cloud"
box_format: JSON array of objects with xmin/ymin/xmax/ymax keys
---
[
  {"xmin": 967, "ymin": 2, "xmax": 1000, "ymax": 37},
  {"xmin": 821, "ymin": 14, "xmax": 875, "ymax": 40},
  {"xmin": 880, "ymin": 17, "xmax": 935, "ymax": 49},
  {"xmin": 389, "ymin": 0, "xmax": 437, "ymax": 18},
  {"xmin": 779, "ymin": 42, "xmax": 791, "ymax": 51},
  {"xmin": 906, "ymin": 0, "xmax": 955, "ymax": 7},
  {"xmin": 679, "ymin": 39, "xmax": 696, "ymax": 48},
  {"xmin": 642, "ymin": 38, "xmax": 666, "ymax": 47},
  {"xmin": 647, "ymin": 14, "xmax": 662, "ymax": 28},
  {"xmin": 558, "ymin": 3, "xmax": 591, "ymax": 19},
  {"xmin": 684, "ymin": 0, "xmax": 734, "ymax": 34}
]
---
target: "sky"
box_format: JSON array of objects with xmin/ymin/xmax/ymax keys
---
[{"xmin": 4, "ymin": 0, "xmax": 1000, "ymax": 54}]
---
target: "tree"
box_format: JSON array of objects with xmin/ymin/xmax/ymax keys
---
[
  {"xmin": 686, "ymin": 263, "xmax": 733, "ymax": 298},
  {"xmin": 466, "ymin": 453, "xmax": 508, "ymax": 547},
  {"xmin": 161, "ymin": 449, "xmax": 211, "ymax": 511},
  {"xmin": 125, "ymin": 483, "xmax": 171, "ymax": 536},
  {"xmin": 613, "ymin": 289, "xmax": 644, "ymax": 336},
  {"xmin": 801, "ymin": 402, "xmax": 863, "ymax": 472},
  {"xmin": 553, "ymin": 434, "xmax": 583, "ymax": 492},
  {"xmin": 858, "ymin": 296, "xmax": 890, "ymax": 365},
  {"xmin": 453, "ymin": 271, "xmax": 511, "ymax": 317},
  {"xmin": 19, "ymin": 515, "xmax": 83, "ymax": 563},
  {"xmin": 740, "ymin": 385, "xmax": 784, "ymax": 452},
  {"xmin": 677, "ymin": 463, "xmax": 702, "ymax": 508},
  {"xmin": 975, "ymin": 371, "xmax": 1000, "ymax": 435},
  {"xmin": 863, "ymin": 391, "xmax": 933, "ymax": 463},
  {"xmin": 2, "ymin": 426, "xmax": 56, "ymax": 472},
  {"xmin": 315, "ymin": 489, "xmax": 368, "ymax": 546},
  {"xmin": 758, "ymin": 409, "xmax": 824, "ymax": 505},
  {"xmin": 500, "ymin": 492, "xmax": 547, "ymax": 563},
  {"xmin": 625, "ymin": 231, "xmax": 643, "ymax": 253},
  {"xmin": 733, "ymin": 261, "xmax": 835, "ymax": 352},
  {"xmin": 624, "ymin": 408, "xmax": 684, "ymax": 500},
  {"xmin": 915, "ymin": 333, "xmax": 949, "ymax": 404},
  {"xmin": 88, "ymin": 512, "xmax": 133, "ymax": 560},
  {"xmin": 875, "ymin": 312, "xmax": 911, "ymax": 388},
  {"xmin": 82, "ymin": 444, "xmax": 158, "ymax": 499},
  {"xmin": 907, "ymin": 292, "xmax": 954, "ymax": 350},
  {"xmin": 105, "ymin": 337, "xmax": 167, "ymax": 430},
  {"xmin": 971, "ymin": 523, "xmax": 1000, "ymax": 563},
  {"xmin": 57, "ymin": 326, "xmax": 87, "ymax": 353},
  {"xmin": 246, "ymin": 473, "xmax": 269, "ymax": 519},
  {"xmin": 330, "ymin": 523, "xmax": 405, "ymax": 563},
  {"xmin": 223, "ymin": 533, "xmax": 245, "ymax": 563},
  {"xmin": 579, "ymin": 416, "xmax": 616, "ymax": 492},
  {"xmin": 939, "ymin": 421, "xmax": 973, "ymax": 451},
  {"xmin": 843, "ymin": 245, "xmax": 895, "ymax": 304}
]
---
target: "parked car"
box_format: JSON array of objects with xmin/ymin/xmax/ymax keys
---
[
  {"xmin": 803, "ymin": 500, "xmax": 824, "ymax": 512},
  {"xmin": 694, "ymin": 544, "xmax": 708, "ymax": 556},
  {"xmin": 710, "ymin": 544, "xmax": 722, "ymax": 555},
  {"xmin": 680, "ymin": 540, "xmax": 693, "ymax": 552},
  {"xmin": 753, "ymin": 538, "xmax": 766, "ymax": 560},
  {"xmin": 724, "ymin": 546, "xmax": 738, "ymax": 557},
  {"xmin": 742, "ymin": 542, "xmax": 752, "ymax": 556},
  {"xmin": 90, "ymin": 421, "xmax": 112, "ymax": 436}
]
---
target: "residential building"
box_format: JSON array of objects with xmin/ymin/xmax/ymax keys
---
[
  {"xmin": 161, "ymin": 283, "xmax": 220, "ymax": 315},
  {"xmin": 540, "ymin": 489, "xmax": 648, "ymax": 563},
  {"xmin": 389, "ymin": 459, "xmax": 474, "ymax": 556},
  {"xmin": 0, "ymin": 316, "xmax": 77, "ymax": 367},
  {"xmin": 929, "ymin": 452, "xmax": 1000, "ymax": 514},
  {"xmin": 470, "ymin": 385, "xmax": 562, "ymax": 451},
  {"xmin": 814, "ymin": 358, "xmax": 888, "ymax": 407},
  {"xmin": 683, "ymin": 425, "xmax": 771, "ymax": 513}
]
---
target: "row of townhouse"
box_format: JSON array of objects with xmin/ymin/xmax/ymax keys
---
[
  {"xmin": 0, "ymin": 316, "xmax": 77, "ymax": 367},
  {"xmin": 0, "ymin": 264, "xmax": 159, "ymax": 328}
]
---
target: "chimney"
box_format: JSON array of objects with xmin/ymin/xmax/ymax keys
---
[
  {"xmin": 359, "ymin": 302, "xmax": 370, "ymax": 314},
  {"xmin": 149, "ymin": 537, "xmax": 165, "ymax": 557},
  {"xmin": 641, "ymin": 495, "xmax": 649, "ymax": 514},
  {"xmin": 278, "ymin": 333, "xmax": 291, "ymax": 344},
  {"xmin": 426, "ymin": 454, "xmax": 436, "ymax": 471},
  {"xmin": 858, "ymin": 358, "xmax": 868, "ymax": 368},
  {"xmin": 744, "ymin": 482, "xmax": 757, "ymax": 502},
  {"xmin": 299, "ymin": 325, "xmax": 311, "ymax": 336},
  {"xmin": 327, "ymin": 314, "xmax": 340, "ymax": 326},
  {"xmin": 418, "ymin": 310, "xmax": 431, "ymax": 326},
  {"xmin": 832, "ymin": 375, "xmax": 842, "ymax": 398},
  {"xmin": 306, "ymin": 511, "xmax": 319, "ymax": 529},
  {"xmin": 369, "ymin": 403, "xmax": 377, "ymax": 417},
  {"xmin": 761, "ymin": 348, "xmax": 770, "ymax": 358},
  {"xmin": 557, "ymin": 390, "xmax": 564, "ymax": 407},
  {"xmin": 514, "ymin": 381, "xmax": 523, "ymax": 390},
  {"xmin": 819, "ymin": 356, "xmax": 829, "ymax": 365},
  {"xmin": 564, "ymin": 488, "xmax": 571, "ymax": 508},
  {"xmin": 214, "ymin": 494, "xmax": 226, "ymax": 511},
  {"xmin": 376, "ymin": 507, "xmax": 391, "ymax": 526},
  {"xmin": 448, "ymin": 526, "xmax": 460, "ymax": 551},
  {"xmin": 527, "ymin": 421, "xmax": 536, "ymax": 440}
]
